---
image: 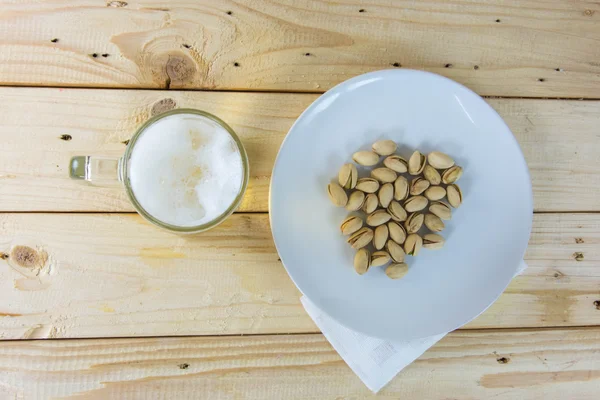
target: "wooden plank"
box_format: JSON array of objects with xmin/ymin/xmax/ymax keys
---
[
  {"xmin": 0, "ymin": 328, "xmax": 599, "ymax": 399},
  {"xmin": 0, "ymin": 88, "xmax": 599, "ymax": 212},
  {"xmin": 1, "ymin": 1, "xmax": 600, "ymax": 97},
  {"xmin": 0, "ymin": 213, "xmax": 598, "ymax": 339}
]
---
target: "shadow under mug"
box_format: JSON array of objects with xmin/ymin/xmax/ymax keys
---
[{"xmin": 69, "ymin": 108, "xmax": 250, "ymax": 233}]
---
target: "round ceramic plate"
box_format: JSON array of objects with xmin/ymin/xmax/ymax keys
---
[{"xmin": 269, "ymin": 70, "xmax": 532, "ymax": 341}]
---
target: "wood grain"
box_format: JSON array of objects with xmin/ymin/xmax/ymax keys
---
[
  {"xmin": 0, "ymin": 328, "xmax": 599, "ymax": 399},
  {"xmin": 0, "ymin": 212, "xmax": 598, "ymax": 339},
  {"xmin": 0, "ymin": 88, "xmax": 599, "ymax": 213},
  {"xmin": 1, "ymin": 1, "xmax": 600, "ymax": 97}
]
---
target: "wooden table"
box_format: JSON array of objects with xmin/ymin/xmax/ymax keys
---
[{"xmin": 0, "ymin": 1, "xmax": 599, "ymax": 398}]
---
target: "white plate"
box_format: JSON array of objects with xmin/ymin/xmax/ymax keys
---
[{"xmin": 269, "ymin": 70, "xmax": 532, "ymax": 341}]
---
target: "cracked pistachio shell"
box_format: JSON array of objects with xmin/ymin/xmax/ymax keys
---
[
  {"xmin": 424, "ymin": 213, "xmax": 445, "ymax": 232},
  {"xmin": 408, "ymin": 150, "xmax": 426, "ymax": 175},
  {"xmin": 423, "ymin": 165, "xmax": 441, "ymax": 185},
  {"xmin": 447, "ymin": 184, "xmax": 463, "ymax": 208},
  {"xmin": 404, "ymin": 195, "xmax": 428, "ymax": 212},
  {"xmin": 366, "ymin": 210, "xmax": 392, "ymax": 226},
  {"xmin": 371, "ymin": 167, "xmax": 397, "ymax": 183},
  {"xmin": 354, "ymin": 248, "xmax": 370, "ymax": 275},
  {"xmin": 427, "ymin": 151, "xmax": 455, "ymax": 169},
  {"xmin": 442, "ymin": 165, "xmax": 463, "ymax": 184},
  {"xmin": 423, "ymin": 233, "xmax": 445, "ymax": 249},
  {"xmin": 404, "ymin": 212, "xmax": 424, "ymax": 234},
  {"xmin": 378, "ymin": 183, "xmax": 394, "ymax": 208},
  {"xmin": 385, "ymin": 263, "xmax": 409, "ymax": 279},
  {"xmin": 327, "ymin": 183, "xmax": 348, "ymax": 207},
  {"xmin": 352, "ymin": 150, "xmax": 379, "ymax": 166},
  {"xmin": 410, "ymin": 177, "xmax": 430, "ymax": 195},
  {"xmin": 383, "ymin": 155, "xmax": 408, "ymax": 173},
  {"xmin": 429, "ymin": 201, "xmax": 452, "ymax": 220},
  {"xmin": 372, "ymin": 140, "xmax": 397, "ymax": 156},
  {"xmin": 386, "ymin": 240, "xmax": 405, "ymax": 263},
  {"xmin": 374, "ymin": 225, "xmax": 389, "ymax": 250},
  {"xmin": 404, "ymin": 234, "xmax": 423, "ymax": 256},
  {"xmin": 346, "ymin": 190, "xmax": 366, "ymax": 211},
  {"xmin": 371, "ymin": 251, "xmax": 391, "ymax": 267},
  {"xmin": 356, "ymin": 178, "xmax": 380, "ymax": 193},
  {"xmin": 348, "ymin": 227, "xmax": 374, "ymax": 249},
  {"xmin": 387, "ymin": 200, "xmax": 407, "ymax": 222},
  {"xmin": 362, "ymin": 193, "xmax": 379, "ymax": 214},
  {"xmin": 388, "ymin": 221, "xmax": 407, "ymax": 245},
  {"xmin": 340, "ymin": 216, "xmax": 363, "ymax": 235},
  {"xmin": 424, "ymin": 186, "xmax": 446, "ymax": 201},
  {"xmin": 394, "ymin": 176, "xmax": 409, "ymax": 201},
  {"xmin": 338, "ymin": 163, "xmax": 358, "ymax": 189}
]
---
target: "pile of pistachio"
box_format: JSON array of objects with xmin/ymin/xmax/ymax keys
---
[{"xmin": 327, "ymin": 140, "xmax": 463, "ymax": 279}]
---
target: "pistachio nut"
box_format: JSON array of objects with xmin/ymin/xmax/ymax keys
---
[
  {"xmin": 340, "ymin": 215, "xmax": 363, "ymax": 235},
  {"xmin": 374, "ymin": 224, "xmax": 389, "ymax": 250},
  {"xmin": 354, "ymin": 248, "xmax": 370, "ymax": 275},
  {"xmin": 362, "ymin": 193, "xmax": 379, "ymax": 214},
  {"xmin": 371, "ymin": 251, "xmax": 391, "ymax": 267},
  {"xmin": 408, "ymin": 150, "xmax": 426, "ymax": 175},
  {"xmin": 338, "ymin": 163, "xmax": 358, "ymax": 189},
  {"xmin": 385, "ymin": 263, "xmax": 409, "ymax": 279},
  {"xmin": 366, "ymin": 210, "xmax": 392, "ymax": 226},
  {"xmin": 423, "ymin": 165, "xmax": 441, "ymax": 185},
  {"xmin": 388, "ymin": 221, "xmax": 407, "ymax": 244},
  {"xmin": 372, "ymin": 139, "xmax": 397, "ymax": 156},
  {"xmin": 410, "ymin": 177, "xmax": 430, "ymax": 195},
  {"xmin": 404, "ymin": 233, "xmax": 423, "ymax": 256},
  {"xmin": 404, "ymin": 195, "xmax": 428, "ymax": 212},
  {"xmin": 404, "ymin": 212, "xmax": 424, "ymax": 234},
  {"xmin": 442, "ymin": 165, "xmax": 463, "ymax": 184},
  {"xmin": 447, "ymin": 184, "xmax": 463, "ymax": 208},
  {"xmin": 327, "ymin": 182, "xmax": 348, "ymax": 207},
  {"xmin": 352, "ymin": 150, "xmax": 379, "ymax": 166},
  {"xmin": 371, "ymin": 167, "xmax": 397, "ymax": 183},
  {"xmin": 348, "ymin": 227, "xmax": 374, "ymax": 249},
  {"xmin": 387, "ymin": 200, "xmax": 407, "ymax": 222},
  {"xmin": 356, "ymin": 177, "xmax": 380, "ymax": 193},
  {"xmin": 427, "ymin": 151, "xmax": 455, "ymax": 169},
  {"xmin": 346, "ymin": 190, "xmax": 366, "ymax": 211},
  {"xmin": 429, "ymin": 201, "xmax": 452, "ymax": 220},
  {"xmin": 424, "ymin": 213, "xmax": 445, "ymax": 232},
  {"xmin": 378, "ymin": 183, "xmax": 394, "ymax": 208},
  {"xmin": 386, "ymin": 240, "xmax": 405, "ymax": 263},
  {"xmin": 383, "ymin": 155, "xmax": 408, "ymax": 173},
  {"xmin": 424, "ymin": 186, "xmax": 446, "ymax": 201},
  {"xmin": 423, "ymin": 233, "xmax": 445, "ymax": 249},
  {"xmin": 394, "ymin": 176, "xmax": 409, "ymax": 201}
]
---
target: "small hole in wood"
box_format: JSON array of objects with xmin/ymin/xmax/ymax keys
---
[
  {"xmin": 305, "ymin": 52, "xmax": 312, "ymax": 56},
  {"xmin": 102, "ymin": 53, "xmax": 109, "ymax": 57},
  {"xmin": 359, "ymin": 9, "xmax": 365, "ymax": 13},
  {"xmin": 538, "ymin": 78, "xmax": 545, "ymax": 82},
  {"xmin": 122, "ymin": 139, "xmax": 130, "ymax": 145},
  {"xmin": 0, "ymin": 252, "xmax": 8, "ymax": 260},
  {"xmin": 60, "ymin": 134, "xmax": 72, "ymax": 141},
  {"xmin": 226, "ymin": 11, "xmax": 232, "ymax": 15},
  {"xmin": 594, "ymin": 300, "xmax": 600, "ymax": 310},
  {"xmin": 495, "ymin": 19, "xmax": 501, "ymax": 23},
  {"xmin": 50, "ymin": 38, "xmax": 59, "ymax": 43},
  {"xmin": 473, "ymin": 65, "xmax": 479, "ymax": 70},
  {"xmin": 91, "ymin": 53, "xmax": 98, "ymax": 58},
  {"xmin": 182, "ymin": 44, "xmax": 191, "ymax": 49},
  {"xmin": 497, "ymin": 357, "xmax": 509, "ymax": 364},
  {"xmin": 391, "ymin": 62, "xmax": 401, "ymax": 67},
  {"xmin": 445, "ymin": 63, "xmax": 453, "ymax": 68},
  {"xmin": 233, "ymin": 62, "xmax": 240, "ymax": 67},
  {"xmin": 178, "ymin": 363, "xmax": 189, "ymax": 369}
]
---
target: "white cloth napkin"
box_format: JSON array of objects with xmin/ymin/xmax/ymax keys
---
[{"xmin": 301, "ymin": 260, "xmax": 528, "ymax": 393}]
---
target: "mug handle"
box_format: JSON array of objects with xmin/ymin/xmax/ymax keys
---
[{"xmin": 69, "ymin": 156, "xmax": 123, "ymax": 186}]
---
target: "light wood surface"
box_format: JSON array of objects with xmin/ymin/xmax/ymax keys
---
[
  {"xmin": 1, "ymin": 1, "xmax": 599, "ymax": 97},
  {"xmin": 1, "ymin": 88, "xmax": 599, "ymax": 213},
  {"xmin": 0, "ymin": 328, "xmax": 599, "ymax": 399},
  {"xmin": 0, "ymin": 212, "xmax": 598, "ymax": 339}
]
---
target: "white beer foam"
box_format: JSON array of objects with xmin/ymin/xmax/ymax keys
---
[{"xmin": 129, "ymin": 113, "xmax": 243, "ymax": 227}]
